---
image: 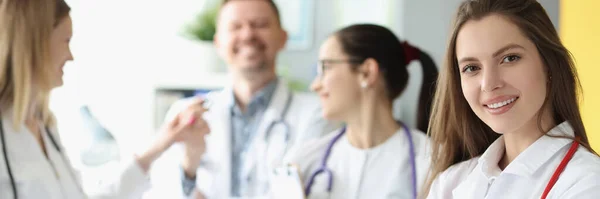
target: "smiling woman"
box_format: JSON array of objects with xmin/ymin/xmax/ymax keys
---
[
  {"xmin": 456, "ymin": 16, "xmax": 551, "ymax": 136},
  {"xmin": 424, "ymin": 0, "xmax": 600, "ymax": 198},
  {"xmin": 0, "ymin": 1, "xmax": 209, "ymax": 198}
]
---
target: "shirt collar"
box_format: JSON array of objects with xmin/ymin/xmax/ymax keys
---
[
  {"xmin": 229, "ymin": 78, "xmax": 279, "ymax": 115},
  {"xmin": 478, "ymin": 121, "xmax": 575, "ymax": 178},
  {"xmin": 477, "ymin": 134, "xmax": 505, "ymax": 179}
]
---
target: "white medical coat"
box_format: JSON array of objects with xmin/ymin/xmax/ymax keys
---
[
  {"xmin": 427, "ymin": 122, "xmax": 600, "ymax": 199},
  {"xmin": 0, "ymin": 109, "xmax": 150, "ymax": 199},
  {"xmin": 288, "ymin": 127, "xmax": 431, "ymax": 199},
  {"xmin": 150, "ymin": 79, "xmax": 339, "ymax": 199}
]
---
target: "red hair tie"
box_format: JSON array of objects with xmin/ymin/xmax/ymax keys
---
[{"xmin": 402, "ymin": 41, "xmax": 420, "ymax": 65}]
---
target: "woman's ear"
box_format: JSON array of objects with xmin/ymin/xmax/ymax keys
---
[{"xmin": 357, "ymin": 58, "xmax": 380, "ymax": 88}]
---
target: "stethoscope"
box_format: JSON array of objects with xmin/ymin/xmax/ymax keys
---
[
  {"xmin": 233, "ymin": 91, "xmax": 294, "ymax": 195},
  {"xmin": 541, "ymin": 140, "xmax": 579, "ymax": 199},
  {"xmin": 0, "ymin": 113, "xmax": 82, "ymax": 199},
  {"xmin": 208, "ymin": 89, "xmax": 293, "ymax": 145},
  {"xmin": 225, "ymin": 90, "xmax": 294, "ymax": 153},
  {"xmin": 304, "ymin": 122, "xmax": 418, "ymax": 199},
  {"xmin": 263, "ymin": 91, "xmax": 293, "ymax": 145}
]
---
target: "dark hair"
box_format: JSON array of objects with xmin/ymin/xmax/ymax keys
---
[
  {"xmin": 424, "ymin": 0, "xmax": 596, "ymax": 196},
  {"xmin": 221, "ymin": 0, "xmax": 281, "ymax": 26},
  {"xmin": 334, "ymin": 24, "xmax": 439, "ymax": 133}
]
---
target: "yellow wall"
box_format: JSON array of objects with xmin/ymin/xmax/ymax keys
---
[{"xmin": 560, "ymin": 0, "xmax": 600, "ymax": 152}]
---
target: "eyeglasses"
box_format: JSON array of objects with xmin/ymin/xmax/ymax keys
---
[{"xmin": 316, "ymin": 59, "xmax": 363, "ymax": 77}]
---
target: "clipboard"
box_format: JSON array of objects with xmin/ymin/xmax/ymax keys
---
[{"xmin": 269, "ymin": 164, "xmax": 306, "ymax": 199}]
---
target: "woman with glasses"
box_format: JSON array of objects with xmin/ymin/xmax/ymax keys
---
[{"xmin": 280, "ymin": 24, "xmax": 438, "ymax": 199}]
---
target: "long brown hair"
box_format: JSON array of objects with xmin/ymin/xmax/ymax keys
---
[
  {"xmin": 423, "ymin": 0, "xmax": 595, "ymax": 196},
  {"xmin": 0, "ymin": 0, "xmax": 70, "ymax": 128}
]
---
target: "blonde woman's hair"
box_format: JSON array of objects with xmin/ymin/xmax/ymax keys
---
[{"xmin": 0, "ymin": 0, "xmax": 70, "ymax": 129}]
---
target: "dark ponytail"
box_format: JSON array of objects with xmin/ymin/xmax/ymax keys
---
[{"xmin": 335, "ymin": 24, "xmax": 439, "ymax": 133}]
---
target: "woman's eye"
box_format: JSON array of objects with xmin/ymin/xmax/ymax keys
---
[
  {"xmin": 462, "ymin": 65, "xmax": 480, "ymax": 73},
  {"xmin": 502, "ymin": 55, "xmax": 521, "ymax": 63}
]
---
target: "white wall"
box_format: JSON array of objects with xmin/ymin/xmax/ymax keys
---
[
  {"xmin": 540, "ymin": 0, "xmax": 560, "ymax": 30},
  {"xmin": 393, "ymin": 0, "xmax": 464, "ymax": 126},
  {"xmin": 278, "ymin": 0, "xmax": 404, "ymax": 86},
  {"xmin": 53, "ymin": 0, "xmax": 223, "ymax": 158}
]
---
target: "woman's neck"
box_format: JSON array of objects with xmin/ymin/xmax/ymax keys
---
[
  {"xmin": 345, "ymin": 97, "xmax": 399, "ymax": 149},
  {"xmin": 26, "ymin": 96, "xmax": 40, "ymax": 123},
  {"xmin": 26, "ymin": 100, "xmax": 49, "ymax": 157},
  {"xmin": 499, "ymin": 112, "xmax": 556, "ymax": 170}
]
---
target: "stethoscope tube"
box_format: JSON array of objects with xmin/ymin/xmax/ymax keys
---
[
  {"xmin": 0, "ymin": 114, "xmax": 18, "ymax": 199},
  {"xmin": 304, "ymin": 127, "xmax": 346, "ymax": 194},
  {"xmin": 304, "ymin": 122, "xmax": 418, "ymax": 199},
  {"xmin": 235, "ymin": 91, "xmax": 294, "ymax": 195},
  {"xmin": 404, "ymin": 123, "xmax": 418, "ymax": 199},
  {"xmin": 0, "ymin": 113, "xmax": 81, "ymax": 199},
  {"xmin": 263, "ymin": 92, "xmax": 293, "ymax": 143}
]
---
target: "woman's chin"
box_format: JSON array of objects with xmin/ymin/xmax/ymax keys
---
[
  {"xmin": 51, "ymin": 79, "xmax": 64, "ymax": 89},
  {"xmin": 485, "ymin": 121, "xmax": 517, "ymax": 135},
  {"xmin": 322, "ymin": 109, "xmax": 346, "ymax": 123},
  {"xmin": 322, "ymin": 110, "xmax": 334, "ymax": 120}
]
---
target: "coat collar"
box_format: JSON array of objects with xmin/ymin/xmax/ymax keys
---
[
  {"xmin": 478, "ymin": 121, "xmax": 575, "ymax": 177},
  {"xmin": 452, "ymin": 121, "xmax": 576, "ymax": 198},
  {"xmin": 206, "ymin": 77, "xmax": 292, "ymax": 196}
]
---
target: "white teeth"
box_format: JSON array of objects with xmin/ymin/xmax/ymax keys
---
[{"xmin": 487, "ymin": 98, "xmax": 516, "ymax": 109}]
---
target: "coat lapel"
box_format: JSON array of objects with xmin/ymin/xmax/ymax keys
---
[
  {"xmin": 204, "ymin": 88, "xmax": 234, "ymax": 196},
  {"xmin": 240, "ymin": 80, "xmax": 293, "ymax": 194}
]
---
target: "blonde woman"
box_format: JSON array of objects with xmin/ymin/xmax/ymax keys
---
[{"xmin": 0, "ymin": 0, "xmax": 209, "ymax": 198}]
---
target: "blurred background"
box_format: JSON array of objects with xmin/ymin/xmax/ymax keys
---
[{"xmin": 48, "ymin": 0, "xmax": 598, "ymax": 195}]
